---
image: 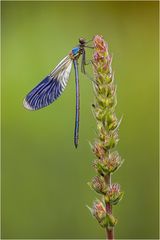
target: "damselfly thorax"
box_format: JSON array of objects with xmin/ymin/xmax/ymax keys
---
[{"xmin": 23, "ymin": 38, "xmax": 92, "ymax": 148}]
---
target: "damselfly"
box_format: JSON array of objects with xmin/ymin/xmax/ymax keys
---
[{"xmin": 23, "ymin": 38, "xmax": 92, "ymax": 148}]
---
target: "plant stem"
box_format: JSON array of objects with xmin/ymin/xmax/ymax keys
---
[
  {"xmin": 106, "ymin": 227, "xmax": 114, "ymax": 240},
  {"xmin": 89, "ymin": 35, "xmax": 123, "ymax": 240},
  {"xmin": 104, "ymin": 174, "xmax": 114, "ymax": 240}
]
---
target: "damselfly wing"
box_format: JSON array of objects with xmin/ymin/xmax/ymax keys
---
[{"xmin": 23, "ymin": 38, "xmax": 88, "ymax": 148}]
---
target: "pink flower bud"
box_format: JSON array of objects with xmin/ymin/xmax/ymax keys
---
[
  {"xmin": 92, "ymin": 200, "xmax": 106, "ymax": 223},
  {"xmin": 105, "ymin": 183, "xmax": 124, "ymax": 205},
  {"xmin": 91, "ymin": 176, "xmax": 107, "ymax": 194},
  {"xmin": 94, "ymin": 35, "xmax": 108, "ymax": 53}
]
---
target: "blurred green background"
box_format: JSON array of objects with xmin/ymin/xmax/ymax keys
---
[{"xmin": 2, "ymin": 1, "xmax": 159, "ymax": 239}]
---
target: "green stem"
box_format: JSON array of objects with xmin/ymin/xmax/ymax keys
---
[{"xmin": 89, "ymin": 35, "xmax": 123, "ymax": 240}]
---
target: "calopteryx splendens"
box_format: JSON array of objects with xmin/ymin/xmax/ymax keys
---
[{"xmin": 23, "ymin": 38, "xmax": 92, "ymax": 148}]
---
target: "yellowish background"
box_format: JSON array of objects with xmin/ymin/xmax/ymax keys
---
[{"xmin": 2, "ymin": 1, "xmax": 159, "ymax": 239}]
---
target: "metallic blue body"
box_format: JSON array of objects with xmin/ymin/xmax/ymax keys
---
[
  {"xmin": 73, "ymin": 59, "xmax": 80, "ymax": 148},
  {"xmin": 72, "ymin": 47, "xmax": 80, "ymax": 56}
]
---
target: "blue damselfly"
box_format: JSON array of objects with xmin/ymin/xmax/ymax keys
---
[{"xmin": 23, "ymin": 38, "xmax": 92, "ymax": 148}]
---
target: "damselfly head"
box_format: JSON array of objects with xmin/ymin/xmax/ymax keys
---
[{"xmin": 79, "ymin": 37, "xmax": 86, "ymax": 45}]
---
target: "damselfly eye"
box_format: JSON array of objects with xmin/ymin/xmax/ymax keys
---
[{"xmin": 79, "ymin": 38, "xmax": 86, "ymax": 44}]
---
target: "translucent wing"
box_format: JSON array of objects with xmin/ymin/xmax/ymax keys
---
[{"xmin": 23, "ymin": 55, "xmax": 72, "ymax": 110}]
